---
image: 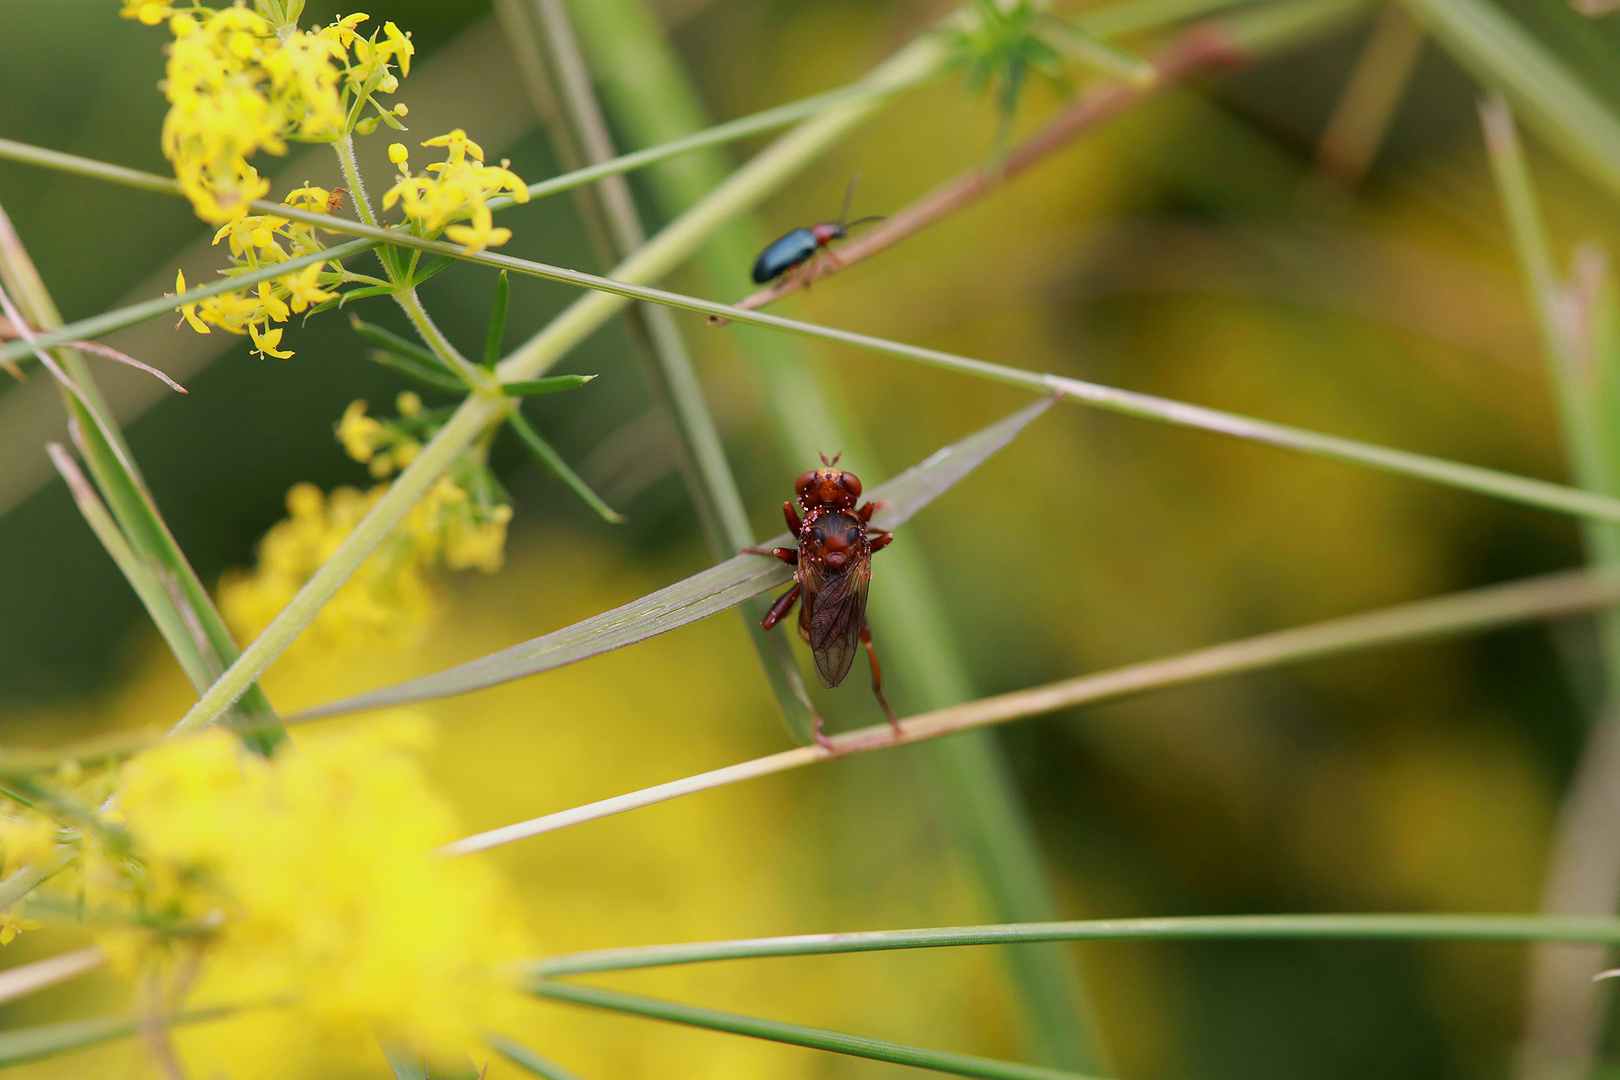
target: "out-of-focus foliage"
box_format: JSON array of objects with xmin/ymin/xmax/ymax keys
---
[{"xmin": 5, "ymin": 0, "xmax": 1620, "ymax": 1077}]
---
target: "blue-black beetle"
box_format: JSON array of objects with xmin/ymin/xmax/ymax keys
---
[{"xmin": 751, "ymin": 176, "xmax": 885, "ymax": 285}]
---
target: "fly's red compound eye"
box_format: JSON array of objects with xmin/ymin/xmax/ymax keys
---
[
  {"xmin": 795, "ymin": 471, "xmax": 818, "ymax": 499},
  {"xmin": 840, "ymin": 472, "xmax": 862, "ymax": 498}
]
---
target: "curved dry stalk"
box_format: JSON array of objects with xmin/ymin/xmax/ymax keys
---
[
  {"xmin": 718, "ymin": 26, "xmax": 1245, "ymax": 320},
  {"xmin": 0, "ymin": 320, "xmax": 187, "ymax": 394},
  {"xmin": 442, "ymin": 566, "xmax": 1620, "ymax": 854}
]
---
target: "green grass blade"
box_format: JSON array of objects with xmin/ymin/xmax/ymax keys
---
[
  {"xmin": 0, "ymin": 204, "xmax": 283, "ymax": 755},
  {"xmin": 368, "ymin": 349, "xmax": 470, "ymax": 393},
  {"xmin": 349, "ymin": 315, "xmax": 457, "ymax": 374},
  {"xmin": 530, "ymin": 980, "xmax": 1108, "ymax": 1080},
  {"xmin": 507, "ymin": 410, "xmax": 627, "ymax": 524},
  {"xmin": 0, "ymin": 1006, "xmax": 233, "ymax": 1068},
  {"xmin": 532, "ymin": 914, "xmax": 1620, "ymax": 974},
  {"xmin": 380, "ymin": 1046, "xmax": 429, "ymax": 1080},
  {"xmin": 501, "ymin": 375, "xmax": 595, "ymax": 396},
  {"xmin": 1395, "ymin": 0, "xmax": 1620, "ymax": 203},
  {"xmin": 484, "ymin": 270, "xmax": 510, "ymax": 369},
  {"xmin": 293, "ymin": 397, "xmax": 1053, "ymax": 719},
  {"xmin": 487, "ymin": 1036, "xmax": 591, "ymax": 1080}
]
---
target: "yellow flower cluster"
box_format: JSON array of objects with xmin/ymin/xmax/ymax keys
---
[
  {"xmin": 147, "ymin": 6, "xmax": 413, "ymax": 224},
  {"xmin": 0, "ymin": 805, "xmax": 58, "ymax": 945},
  {"xmin": 385, "ymin": 130, "xmax": 530, "ymax": 252},
  {"xmin": 337, "ymin": 393, "xmax": 424, "ymax": 477},
  {"xmin": 177, "ymin": 184, "xmax": 342, "ymax": 358},
  {"xmin": 94, "ymin": 717, "xmax": 531, "ymax": 1067},
  {"xmin": 219, "ymin": 471, "xmax": 511, "ymax": 660}
]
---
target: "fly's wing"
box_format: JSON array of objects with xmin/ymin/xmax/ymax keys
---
[{"xmin": 799, "ymin": 557, "xmax": 869, "ymax": 689}]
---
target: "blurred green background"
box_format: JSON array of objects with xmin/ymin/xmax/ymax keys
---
[{"xmin": 7, "ymin": 0, "xmax": 1620, "ymax": 1077}]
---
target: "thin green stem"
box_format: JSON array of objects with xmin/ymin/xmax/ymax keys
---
[
  {"xmin": 0, "ymin": 1006, "xmax": 237, "ymax": 1069},
  {"xmin": 532, "ymin": 914, "xmax": 1620, "ymax": 974},
  {"xmin": 0, "ymin": 847, "xmax": 77, "ymax": 910},
  {"xmin": 486, "ymin": 1036, "xmax": 591, "ymax": 1080},
  {"xmin": 10, "ymin": 203, "xmax": 1620, "ymax": 527},
  {"xmin": 1395, "ymin": 0, "xmax": 1620, "ymax": 205},
  {"xmin": 531, "ymin": 980, "xmax": 1107, "ymax": 1080}
]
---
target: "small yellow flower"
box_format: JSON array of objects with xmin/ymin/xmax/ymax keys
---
[
  {"xmin": 118, "ymin": 0, "xmax": 171, "ymax": 25},
  {"xmin": 382, "ymin": 21, "xmax": 414, "ymax": 77},
  {"xmin": 382, "ymin": 131, "xmax": 528, "ymax": 252},
  {"xmin": 173, "ymin": 269, "xmax": 210, "ymax": 334},
  {"xmin": 0, "ymin": 909, "xmax": 43, "ymax": 946},
  {"xmin": 336, "ymin": 400, "xmax": 385, "ymax": 464},
  {"xmin": 281, "ymin": 262, "xmax": 337, "ymax": 313},
  {"xmin": 249, "ymin": 324, "xmax": 293, "ymax": 359}
]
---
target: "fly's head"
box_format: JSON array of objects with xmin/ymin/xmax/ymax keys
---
[{"xmin": 795, "ymin": 453, "xmax": 862, "ymax": 513}]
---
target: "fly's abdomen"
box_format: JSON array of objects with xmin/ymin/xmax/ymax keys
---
[{"xmin": 752, "ymin": 228, "xmax": 819, "ymax": 284}]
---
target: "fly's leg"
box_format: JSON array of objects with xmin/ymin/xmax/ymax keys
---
[
  {"xmin": 869, "ymin": 529, "xmax": 893, "ymax": 554},
  {"xmin": 761, "ymin": 583, "xmax": 802, "ymax": 631},
  {"xmin": 782, "ymin": 501, "xmax": 803, "ymax": 534},
  {"xmin": 742, "ymin": 546, "xmax": 798, "ymax": 565},
  {"xmin": 861, "ymin": 620, "xmax": 902, "ymax": 737}
]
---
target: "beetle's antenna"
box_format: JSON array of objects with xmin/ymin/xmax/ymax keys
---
[
  {"xmin": 838, "ymin": 173, "xmax": 860, "ymax": 226},
  {"xmin": 844, "ymin": 215, "xmax": 886, "ymax": 232}
]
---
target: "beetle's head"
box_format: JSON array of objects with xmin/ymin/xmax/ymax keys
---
[{"xmin": 795, "ymin": 453, "xmax": 862, "ymax": 511}]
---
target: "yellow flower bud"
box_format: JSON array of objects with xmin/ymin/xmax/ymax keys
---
[{"xmin": 389, "ymin": 142, "xmax": 409, "ymax": 164}]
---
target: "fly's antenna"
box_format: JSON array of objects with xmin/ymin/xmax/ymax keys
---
[
  {"xmin": 818, "ymin": 451, "xmax": 843, "ymax": 466},
  {"xmin": 837, "ymin": 173, "xmax": 860, "ymax": 226}
]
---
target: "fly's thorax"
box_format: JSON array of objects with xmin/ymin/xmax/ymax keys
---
[{"xmin": 800, "ymin": 508, "xmax": 867, "ymax": 571}]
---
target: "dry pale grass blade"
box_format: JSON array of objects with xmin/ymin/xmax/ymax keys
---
[
  {"xmin": 292, "ymin": 396, "xmax": 1056, "ymax": 720},
  {"xmin": 443, "ymin": 566, "xmax": 1620, "ymax": 854},
  {"xmin": 0, "ymin": 949, "xmax": 104, "ymax": 1008}
]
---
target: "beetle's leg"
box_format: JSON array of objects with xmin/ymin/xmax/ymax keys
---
[
  {"xmin": 742, "ymin": 546, "xmax": 799, "ymax": 565},
  {"xmin": 868, "ymin": 529, "xmax": 893, "ymax": 554},
  {"xmin": 782, "ymin": 500, "xmax": 803, "ymax": 534},
  {"xmin": 761, "ymin": 583, "xmax": 802, "ymax": 631},
  {"xmin": 861, "ymin": 620, "xmax": 902, "ymax": 737}
]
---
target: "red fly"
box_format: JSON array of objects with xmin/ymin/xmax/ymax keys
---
[{"xmin": 747, "ymin": 454, "xmax": 899, "ymax": 748}]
